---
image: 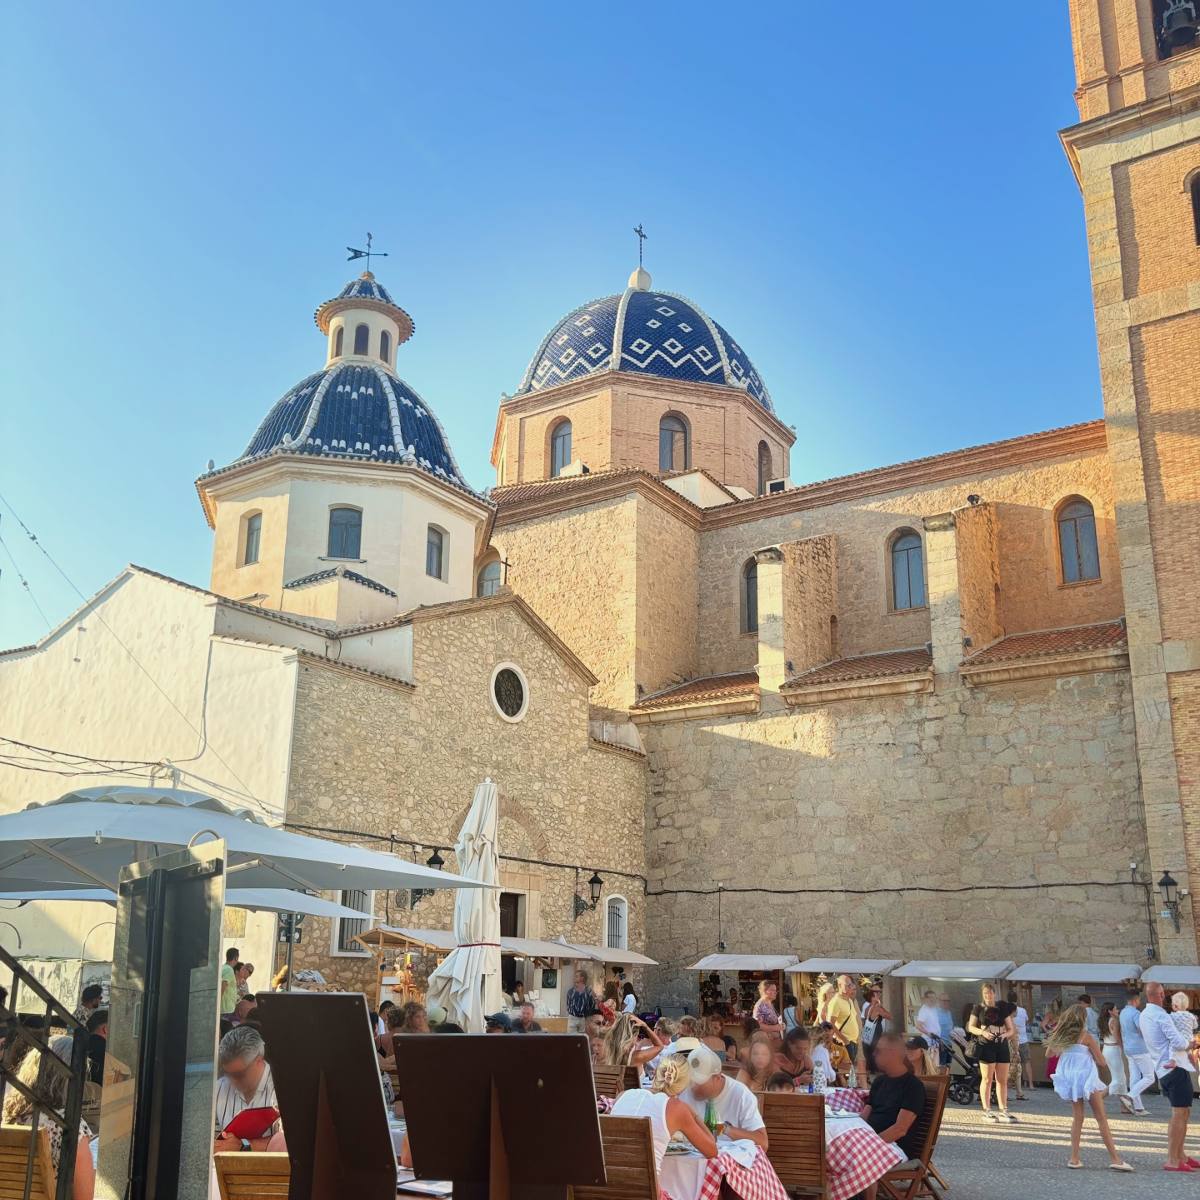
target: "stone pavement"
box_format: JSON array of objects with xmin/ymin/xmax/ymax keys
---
[{"xmin": 932, "ymin": 1085, "xmax": 1197, "ymax": 1198}]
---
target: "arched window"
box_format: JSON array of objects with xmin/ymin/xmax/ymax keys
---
[
  {"xmin": 1058, "ymin": 498, "xmax": 1101, "ymax": 583},
  {"xmin": 332, "ymin": 325, "xmax": 344, "ymax": 357},
  {"xmin": 741, "ymin": 557, "xmax": 758, "ymax": 634},
  {"xmin": 890, "ymin": 530, "xmax": 926, "ymax": 610},
  {"xmin": 240, "ymin": 511, "xmax": 262, "ymax": 566},
  {"xmin": 605, "ymin": 895, "xmax": 628, "ymax": 951},
  {"xmin": 426, "ymin": 525, "xmax": 446, "ymax": 579},
  {"xmin": 659, "ymin": 413, "xmax": 689, "ymax": 472},
  {"xmin": 550, "ymin": 420, "xmax": 572, "ymax": 477},
  {"xmin": 380, "ymin": 329, "xmax": 391, "ymax": 364},
  {"xmin": 757, "ymin": 442, "xmax": 773, "ymax": 495},
  {"xmin": 327, "ymin": 507, "xmax": 362, "ymax": 559},
  {"xmin": 477, "ymin": 559, "xmax": 502, "ymax": 597},
  {"xmin": 1190, "ymin": 171, "xmax": 1200, "ymax": 245},
  {"xmin": 353, "ymin": 323, "xmax": 369, "ymax": 355}
]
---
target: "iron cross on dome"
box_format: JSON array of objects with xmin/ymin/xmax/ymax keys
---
[{"xmin": 633, "ymin": 223, "xmax": 648, "ymax": 266}]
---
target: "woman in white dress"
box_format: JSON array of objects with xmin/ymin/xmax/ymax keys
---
[
  {"xmin": 1099, "ymin": 1002, "xmax": 1133, "ymax": 1114},
  {"xmin": 610, "ymin": 1054, "xmax": 718, "ymax": 1175},
  {"xmin": 1047, "ymin": 1004, "xmax": 1133, "ymax": 1172}
]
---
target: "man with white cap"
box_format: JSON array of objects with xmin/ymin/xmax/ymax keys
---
[{"xmin": 681, "ymin": 1043, "xmax": 768, "ymax": 1151}]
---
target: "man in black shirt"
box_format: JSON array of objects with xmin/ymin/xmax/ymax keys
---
[
  {"xmin": 861, "ymin": 1033, "xmax": 927, "ymax": 1160},
  {"xmin": 86, "ymin": 1008, "xmax": 108, "ymax": 1086}
]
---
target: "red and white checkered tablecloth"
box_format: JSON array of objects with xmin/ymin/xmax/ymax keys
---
[
  {"xmin": 823, "ymin": 1086, "xmax": 868, "ymax": 1113},
  {"xmin": 660, "ymin": 1146, "xmax": 787, "ymax": 1200},
  {"xmin": 825, "ymin": 1124, "xmax": 906, "ymax": 1200}
]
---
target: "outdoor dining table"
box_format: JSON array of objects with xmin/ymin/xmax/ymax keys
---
[
  {"xmin": 658, "ymin": 1136, "xmax": 788, "ymax": 1200},
  {"xmin": 823, "ymin": 1111, "xmax": 906, "ymax": 1200}
]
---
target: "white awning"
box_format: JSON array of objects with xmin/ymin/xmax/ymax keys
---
[
  {"xmin": 552, "ymin": 938, "xmax": 657, "ymax": 966},
  {"xmin": 503, "ymin": 936, "xmax": 601, "ymax": 961},
  {"xmin": 891, "ymin": 960, "xmax": 1014, "ymax": 980},
  {"xmin": 1142, "ymin": 965, "xmax": 1200, "ymax": 987},
  {"xmin": 687, "ymin": 954, "xmax": 800, "ymax": 972},
  {"xmin": 357, "ymin": 926, "xmax": 459, "ymax": 953},
  {"xmin": 795, "ymin": 958, "xmax": 903, "ymax": 976},
  {"xmin": 1008, "ymin": 962, "xmax": 1141, "ymax": 984}
]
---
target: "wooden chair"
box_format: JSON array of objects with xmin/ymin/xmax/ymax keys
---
[
  {"xmin": 592, "ymin": 1063, "xmax": 626, "ymax": 1099},
  {"xmin": 622, "ymin": 1065, "xmax": 643, "ymax": 1093},
  {"xmin": 0, "ymin": 1127, "xmax": 55, "ymax": 1200},
  {"xmin": 757, "ymin": 1091, "xmax": 826, "ymax": 1197},
  {"xmin": 721, "ymin": 1061, "xmax": 743, "ymax": 1079},
  {"xmin": 214, "ymin": 1151, "xmax": 291, "ymax": 1200},
  {"xmin": 569, "ymin": 1115, "xmax": 659, "ymax": 1200},
  {"xmin": 876, "ymin": 1075, "xmax": 950, "ymax": 1200}
]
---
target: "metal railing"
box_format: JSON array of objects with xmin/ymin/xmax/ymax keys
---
[{"xmin": 0, "ymin": 946, "xmax": 88, "ymax": 1200}]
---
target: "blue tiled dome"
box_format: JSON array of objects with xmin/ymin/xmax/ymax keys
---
[
  {"xmin": 333, "ymin": 274, "xmax": 397, "ymax": 305},
  {"xmin": 236, "ymin": 362, "xmax": 471, "ymax": 491},
  {"xmin": 518, "ymin": 282, "xmax": 772, "ymax": 410}
]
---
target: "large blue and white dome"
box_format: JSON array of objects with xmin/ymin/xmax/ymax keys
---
[
  {"xmin": 518, "ymin": 269, "xmax": 773, "ymax": 411},
  {"xmin": 237, "ymin": 361, "xmax": 470, "ymax": 490}
]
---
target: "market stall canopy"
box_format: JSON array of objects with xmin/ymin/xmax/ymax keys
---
[
  {"xmin": 687, "ymin": 953, "xmax": 800, "ymax": 972},
  {"xmin": 1141, "ymin": 964, "xmax": 1200, "ymax": 987},
  {"xmin": 891, "ymin": 960, "xmax": 1014, "ymax": 980},
  {"xmin": 795, "ymin": 958, "xmax": 903, "ymax": 975},
  {"xmin": 551, "ymin": 937, "xmax": 658, "ymax": 967},
  {"xmin": 0, "ymin": 785, "xmax": 483, "ymax": 896},
  {"xmin": 0, "ymin": 886, "xmax": 372, "ymax": 920},
  {"xmin": 1008, "ymin": 962, "xmax": 1141, "ymax": 984}
]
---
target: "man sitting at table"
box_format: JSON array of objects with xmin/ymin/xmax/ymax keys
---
[
  {"xmin": 513, "ymin": 1002, "xmax": 543, "ymax": 1033},
  {"xmin": 861, "ymin": 1033, "xmax": 927, "ymax": 1161},
  {"xmin": 680, "ymin": 1045, "xmax": 768, "ymax": 1151},
  {"xmin": 214, "ymin": 1025, "xmax": 283, "ymax": 1153}
]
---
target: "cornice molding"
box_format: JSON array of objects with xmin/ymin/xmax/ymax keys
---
[
  {"xmin": 780, "ymin": 670, "xmax": 934, "ymax": 708},
  {"xmin": 960, "ymin": 646, "xmax": 1129, "ymax": 687}
]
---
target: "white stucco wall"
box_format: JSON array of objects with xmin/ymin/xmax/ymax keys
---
[{"xmin": 0, "ymin": 569, "xmax": 300, "ymax": 961}]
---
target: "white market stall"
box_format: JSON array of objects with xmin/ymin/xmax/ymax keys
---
[
  {"xmin": 891, "ymin": 960, "xmax": 1015, "ymax": 1036},
  {"xmin": 687, "ymin": 953, "xmax": 800, "ymax": 1026},
  {"xmin": 795, "ymin": 957, "xmax": 904, "ymax": 1026}
]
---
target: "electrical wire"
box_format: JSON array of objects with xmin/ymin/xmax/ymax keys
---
[{"xmin": 0, "ymin": 525, "xmax": 50, "ymax": 630}]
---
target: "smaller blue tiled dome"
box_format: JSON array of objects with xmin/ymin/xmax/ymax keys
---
[
  {"xmin": 236, "ymin": 362, "xmax": 472, "ymax": 492},
  {"xmin": 314, "ymin": 271, "xmax": 414, "ymax": 343},
  {"xmin": 333, "ymin": 275, "xmax": 397, "ymax": 305},
  {"xmin": 518, "ymin": 270, "xmax": 773, "ymax": 410}
]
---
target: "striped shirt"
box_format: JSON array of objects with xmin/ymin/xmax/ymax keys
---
[{"xmin": 214, "ymin": 1062, "xmax": 280, "ymax": 1138}]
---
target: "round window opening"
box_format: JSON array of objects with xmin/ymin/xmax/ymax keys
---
[{"xmin": 491, "ymin": 664, "xmax": 528, "ymax": 722}]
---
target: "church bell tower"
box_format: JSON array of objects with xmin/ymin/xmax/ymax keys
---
[{"xmin": 1063, "ymin": 0, "xmax": 1200, "ymax": 958}]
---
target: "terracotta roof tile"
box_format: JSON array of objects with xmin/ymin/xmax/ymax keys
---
[
  {"xmin": 492, "ymin": 468, "xmax": 649, "ymax": 507},
  {"xmin": 784, "ymin": 648, "xmax": 933, "ymax": 688},
  {"xmin": 965, "ymin": 620, "xmax": 1126, "ymax": 667},
  {"xmin": 633, "ymin": 672, "xmax": 759, "ymax": 710}
]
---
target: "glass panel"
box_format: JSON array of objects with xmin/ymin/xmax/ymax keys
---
[
  {"xmin": 243, "ymin": 514, "xmax": 261, "ymax": 565},
  {"xmin": 744, "ymin": 562, "xmax": 758, "ymax": 633},
  {"xmin": 1060, "ymin": 518, "xmax": 1081, "ymax": 583},
  {"xmin": 328, "ymin": 508, "xmax": 362, "ymax": 558},
  {"xmin": 478, "ymin": 561, "xmax": 502, "ymax": 597},
  {"xmin": 551, "ymin": 423, "xmax": 572, "ymax": 477},
  {"xmin": 426, "ymin": 528, "xmax": 444, "ymax": 578},
  {"xmin": 893, "ymin": 548, "xmax": 911, "ymax": 610},
  {"xmin": 1077, "ymin": 513, "xmax": 1100, "ymax": 580},
  {"xmin": 907, "ymin": 547, "xmax": 926, "ymax": 608},
  {"xmin": 606, "ymin": 900, "xmax": 625, "ymax": 950}
]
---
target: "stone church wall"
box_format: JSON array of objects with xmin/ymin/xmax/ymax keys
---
[
  {"xmin": 282, "ymin": 602, "xmax": 648, "ymax": 994},
  {"xmin": 639, "ymin": 667, "xmax": 1148, "ymax": 1009}
]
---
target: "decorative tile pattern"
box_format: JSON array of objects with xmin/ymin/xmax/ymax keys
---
[
  {"xmin": 334, "ymin": 276, "xmax": 397, "ymax": 305},
  {"xmin": 517, "ymin": 288, "xmax": 773, "ymax": 411},
  {"xmin": 238, "ymin": 362, "xmax": 471, "ymax": 490}
]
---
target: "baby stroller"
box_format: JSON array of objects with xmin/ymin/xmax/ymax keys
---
[{"xmin": 945, "ymin": 1031, "xmax": 982, "ymax": 1106}]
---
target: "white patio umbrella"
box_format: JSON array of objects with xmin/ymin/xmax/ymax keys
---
[
  {"xmin": 425, "ymin": 778, "xmax": 502, "ymax": 1032},
  {"xmin": 0, "ymin": 785, "xmax": 483, "ymax": 896},
  {"xmin": 0, "ymin": 886, "xmax": 374, "ymax": 921}
]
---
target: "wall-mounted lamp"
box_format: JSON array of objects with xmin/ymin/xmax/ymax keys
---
[
  {"xmin": 1158, "ymin": 870, "xmax": 1181, "ymax": 932},
  {"xmin": 572, "ymin": 870, "xmax": 604, "ymax": 919}
]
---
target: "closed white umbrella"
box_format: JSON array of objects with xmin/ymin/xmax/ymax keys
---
[
  {"xmin": 0, "ymin": 887, "xmax": 373, "ymax": 921},
  {"xmin": 0, "ymin": 785, "xmax": 482, "ymax": 896},
  {"xmin": 425, "ymin": 779, "xmax": 502, "ymax": 1033}
]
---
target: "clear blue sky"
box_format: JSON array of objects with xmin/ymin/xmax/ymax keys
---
[{"xmin": 1, "ymin": 3, "xmax": 1098, "ymax": 649}]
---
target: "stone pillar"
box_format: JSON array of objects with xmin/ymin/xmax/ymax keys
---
[
  {"xmin": 922, "ymin": 512, "xmax": 960, "ymax": 684},
  {"xmin": 754, "ymin": 546, "xmax": 786, "ymax": 696}
]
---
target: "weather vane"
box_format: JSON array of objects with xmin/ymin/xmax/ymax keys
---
[
  {"xmin": 347, "ymin": 232, "xmax": 388, "ymax": 272},
  {"xmin": 634, "ymin": 223, "xmax": 648, "ymax": 266}
]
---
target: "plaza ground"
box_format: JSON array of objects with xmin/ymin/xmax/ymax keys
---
[{"xmin": 934, "ymin": 1085, "xmax": 1196, "ymax": 1197}]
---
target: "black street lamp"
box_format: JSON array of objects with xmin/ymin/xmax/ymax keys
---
[
  {"xmin": 573, "ymin": 869, "xmax": 605, "ymax": 920},
  {"xmin": 1158, "ymin": 870, "xmax": 1181, "ymax": 932}
]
